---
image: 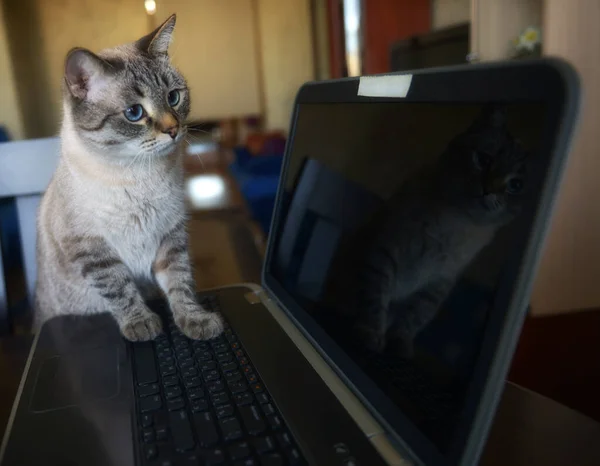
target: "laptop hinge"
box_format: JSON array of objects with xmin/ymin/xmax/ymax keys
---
[{"xmin": 244, "ymin": 289, "xmax": 271, "ymax": 305}]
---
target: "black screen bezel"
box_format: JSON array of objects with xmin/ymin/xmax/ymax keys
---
[{"xmin": 262, "ymin": 59, "xmax": 580, "ymax": 466}]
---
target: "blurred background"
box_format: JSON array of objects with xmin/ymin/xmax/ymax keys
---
[{"xmin": 1, "ymin": 0, "xmax": 599, "ymax": 428}]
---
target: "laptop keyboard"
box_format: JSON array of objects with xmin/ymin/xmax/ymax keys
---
[{"xmin": 132, "ymin": 295, "xmax": 305, "ymax": 466}]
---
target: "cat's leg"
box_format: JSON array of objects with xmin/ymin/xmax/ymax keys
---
[
  {"xmin": 387, "ymin": 279, "xmax": 453, "ymax": 358},
  {"xmin": 153, "ymin": 220, "xmax": 224, "ymax": 340},
  {"xmin": 67, "ymin": 236, "xmax": 162, "ymax": 341}
]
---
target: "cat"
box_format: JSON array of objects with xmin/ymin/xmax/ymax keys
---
[
  {"xmin": 327, "ymin": 106, "xmax": 527, "ymax": 358},
  {"xmin": 34, "ymin": 14, "xmax": 224, "ymax": 342}
]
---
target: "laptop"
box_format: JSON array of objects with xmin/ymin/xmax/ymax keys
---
[{"xmin": 0, "ymin": 59, "xmax": 580, "ymax": 466}]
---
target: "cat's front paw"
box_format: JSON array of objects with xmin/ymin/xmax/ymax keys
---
[
  {"xmin": 174, "ymin": 305, "xmax": 224, "ymax": 340},
  {"xmin": 120, "ymin": 311, "xmax": 163, "ymax": 342},
  {"xmin": 353, "ymin": 324, "xmax": 386, "ymax": 353}
]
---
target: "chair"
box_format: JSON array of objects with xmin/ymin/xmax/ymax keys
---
[{"xmin": 0, "ymin": 137, "xmax": 60, "ymax": 335}]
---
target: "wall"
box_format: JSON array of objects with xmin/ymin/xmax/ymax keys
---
[
  {"xmin": 530, "ymin": 0, "xmax": 600, "ymax": 314},
  {"xmin": 256, "ymin": 0, "xmax": 315, "ymax": 132},
  {"xmin": 2, "ymin": 0, "xmax": 263, "ymax": 137},
  {"xmin": 471, "ymin": 0, "xmax": 542, "ymax": 61},
  {"xmin": 0, "ymin": 3, "xmax": 23, "ymax": 140},
  {"xmin": 431, "ymin": 0, "xmax": 470, "ymax": 30},
  {"xmin": 160, "ymin": 1, "xmax": 261, "ymax": 121},
  {"xmin": 312, "ymin": 0, "xmax": 331, "ymax": 81}
]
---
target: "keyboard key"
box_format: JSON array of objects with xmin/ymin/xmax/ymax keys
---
[
  {"xmin": 256, "ymin": 393, "xmax": 269, "ymax": 404},
  {"xmin": 260, "ymin": 453, "xmax": 284, "ymax": 466},
  {"xmin": 140, "ymin": 395, "xmax": 162, "ymax": 413},
  {"xmin": 155, "ymin": 426, "xmax": 168, "ymax": 441},
  {"xmin": 234, "ymin": 349, "xmax": 245, "ymax": 359},
  {"xmin": 211, "ymin": 392, "xmax": 230, "ymax": 406},
  {"xmin": 142, "ymin": 428, "xmax": 155, "ymax": 443},
  {"xmin": 139, "ymin": 383, "xmax": 159, "ymax": 397},
  {"xmin": 219, "ymin": 417, "xmax": 243, "ymax": 441},
  {"xmin": 262, "ymin": 403, "xmax": 276, "ymax": 416},
  {"xmin": 250, "ymin": 383, "xmax": 264, "ymax": 394},
  {"xmin": 207, "ymin": 380, "xmax": 225, "ymax": 393},
  {"xmin": 141, "ymin": 414, "xmax": 153, "ymax": 428},
  {"xmin": 203, "ymin": 369, "xmax": 220, "ymax": 382},
  {"xmin": 200, "ymin": 361, "xmax": 217, "ymax": 371},
  {"xmin": 175, "ymin": 344, "xmax": 190, "ymax": 355},
  {"xmin": 225, "ymin": 372, "xmax": 243, "ymax": 384},
  {"xmin": 157, "ymin": 355, "xmax": 174, "ymax": 365},
  {"xmin": 169, "ymin": 410, "xmax": 195, "ymax": 452},
  {"xmin": 158, "ymin": 347, "xmax": 172, "ymax": 357},
  {"xmin": 196, "ymin": 351, "xmax": 212, "ymax": 361},
  {"xmin": 239, "ymin": 357, "xmax": 249, "ymax": 365},
  {"xmin": 254, "ymin": 436, "xmax": 276, "ymax": 454},
  {"xmin": 286, "ymin": 448, "xmax": 304, "ymax": 465},
  {"xmin": 188, "ymin": 387, "xmax": 205, "ymax": 400},
  {"xmin": 181, "ymin": 454, "xmax": 201, "ymax": 466},
  {"xmin": 184, "ymin": 376, "xmax": 202, "ymax": 388},
  {"xmin": 163, "ymin": 375, "xmax": 179, "ymax": 387},
  {"xmin": 246, "ymin": 373, "xmax": 258, "ymax": 384},
  {"xmin": 203, "ymin": 448, "xmax": 226, "ymax": 465},
  {"xmin": 229, "ymin": 442, "xmax": 251, "ymax": 461},
  {"xmin": 191, "ymin": 399, "xmax": 209, "ymax": 413},
  {"xmin": 179, "ymin": 358, "xmax": 195, "ymax": 370},
  {"xmin": 231, "ymin": 342, "xmax": 241, "ymax": 350},
  {"xmin": 167, "ymin": 398, "xmax": 185, "ymax": 411},
  {"xmin": 234, "ymin": 392, "xmax": 253, "ymax": 406},
  {"xmin": 267, "ymin": 415, "xmax": 283, "ymax": 430},
  {"xmin": 213, "ymin": 343, "xmax": 229, "ymax": 354},
  {"xmin": 221, "ymin": 362, "xmax": 238, "ymax": 373},
  {"xmin": 144, "ymin": 444, "xmax": 158, "ymax": 460},
  {"xmin": 234, "ymin": 459, "xmax": 257, "ymax": 466},
  {"xmin": 193, "ymin": 412, "xmax": 219, "ymax": 447},
  {"xmin": 134, "ymin": 343, "xmax": 158, "ymax": 385},
  {"xmin": 215, "ymin": 403, "xmax": 235, "ymax": 419},
  {"xmin": 277, "ymin": 432, "xmax": 292, "ymax": 448},
  {"xmin": 216, "ymin": 352, "xmax": 233, "ymax": 364},
  {"xmin": 241, "ymin": 365, "xmax": 252, "ymax": 374},
  {"xmin": 160, "ymin": 365, "xmax": 176, "ymax": 377},
  {"xmin": 229, "ymin": 382, "xmax": 248, "ymax": 394},
  {"xmin": 182, "ymin": 367, "xmax": 198, "ymax": 378},
  {"xmin": 193, "ymin": 341, "xmax": 210, "ymax": 351},
  {"xmin": 239, "ymin": 405, "xmax": 267, "ymax": 435},
  {"xmin": 165, "ymin": 386, "xmax": 182, "ymax": 399}
]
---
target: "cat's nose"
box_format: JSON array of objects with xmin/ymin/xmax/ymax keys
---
[
  {"xmin": 157, "ymin": 114, "xmax": 178, "ymax": 139},
  {"xmin": 162, "ymin": 126, "xmax": 178, "ymax": 139}
]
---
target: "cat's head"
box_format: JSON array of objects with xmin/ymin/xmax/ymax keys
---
[
  {"xmin": 62, "ymin": 14, "xmax": 188, "ymax": 161},
  {"xmin": 441, "ymin": 106, "xmax": 528, "ymax": 223}
]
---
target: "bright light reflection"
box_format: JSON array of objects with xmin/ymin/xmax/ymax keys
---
[
  {"xmin": 186, "ymin": 175, "xmax": 226, "ymax": 208},
  {"xmin": 145, "ymin": 0, "xmax": 156, "ymax": 15}
]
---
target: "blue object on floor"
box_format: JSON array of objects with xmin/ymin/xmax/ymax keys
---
[{"xmin": 229, "ymin": 146, "xmax": 283, "ymax": 235}]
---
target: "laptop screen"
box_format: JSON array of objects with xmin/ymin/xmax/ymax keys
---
[{"xmin": 267, "ymin": 102, "xmax": 546, "ymax": 458}]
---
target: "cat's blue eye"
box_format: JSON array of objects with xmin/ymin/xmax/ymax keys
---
[
  {"xmin": 168, "ymin": 90, "xmax": 180, "ymax": 107},
  {"xmin": 124, "ymin": 104, "xmax": 145, "ymax": 122},
  {"xmin": 506, "ymin": 176, "xmax": 524, "ymax": 194}
]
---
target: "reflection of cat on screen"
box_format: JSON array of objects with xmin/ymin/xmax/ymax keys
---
[{"xmin": 328, "ymin": 106, "xmax": 528, "ymax": 358}]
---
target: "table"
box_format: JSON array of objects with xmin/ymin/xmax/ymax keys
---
[{"xmin": 1, "ymin": 334, "xmax": 599, "ymax": 465}]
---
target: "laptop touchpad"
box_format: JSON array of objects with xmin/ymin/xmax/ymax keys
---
[{"xmin": 30, "ymin": 346, "xmax": 120, "ymax": 413}]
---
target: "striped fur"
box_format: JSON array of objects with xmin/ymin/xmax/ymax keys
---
[{"xmin": 35, "ymin": 15, "xmax": 224, "ymax": 341}]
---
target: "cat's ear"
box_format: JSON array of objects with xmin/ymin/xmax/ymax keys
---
[
  {"xmin": 64, "ymin": 48, "xmax": 111, "ymax": 100},
  {"xmin": 136, "ymin": 14, "xmax": 176, "ymax": 56}
]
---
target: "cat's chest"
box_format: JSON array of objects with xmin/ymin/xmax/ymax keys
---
[{"xmin": 88, "ymin": 183, "xmax": 184, "ymax": 277}]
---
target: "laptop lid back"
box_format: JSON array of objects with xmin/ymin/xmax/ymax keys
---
[{"xmin": 262, "ymin": 60, "xmax": 580, "ymax": 465}]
